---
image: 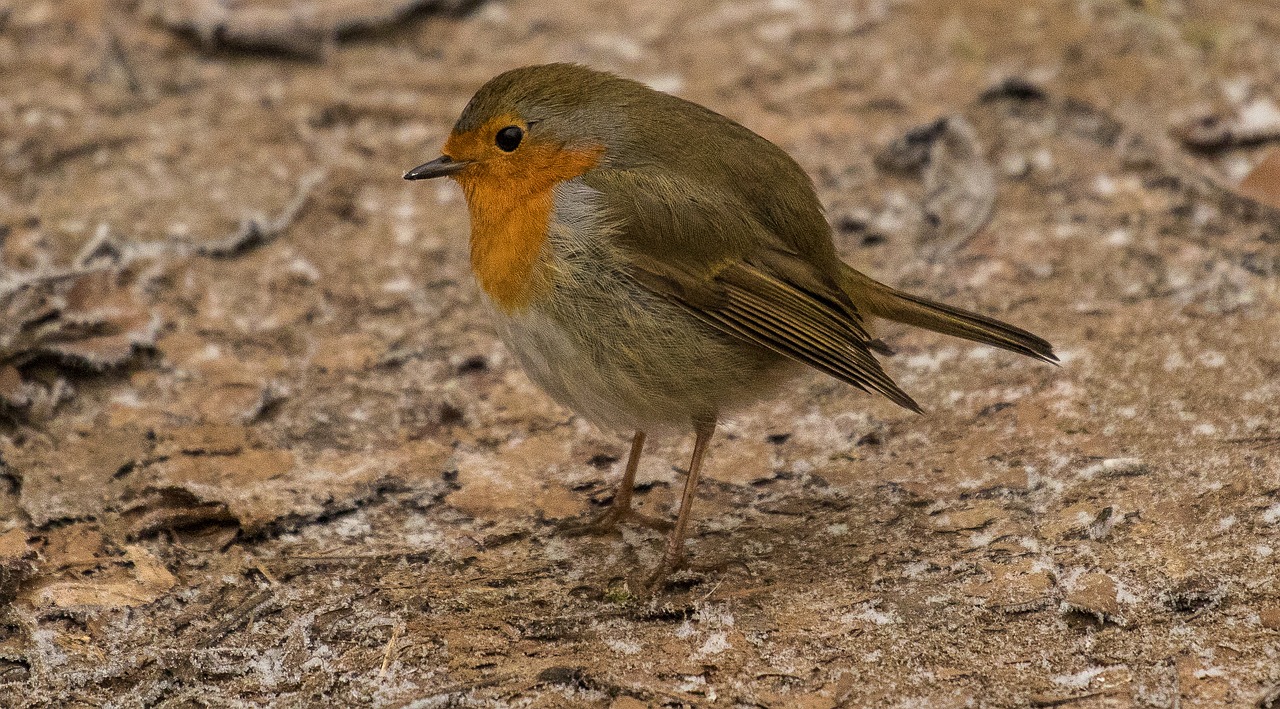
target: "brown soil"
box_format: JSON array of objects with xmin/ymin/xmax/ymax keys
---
[{"xmin": 1, "ymin": 0, "xmax": 1278, "ymax": 706}]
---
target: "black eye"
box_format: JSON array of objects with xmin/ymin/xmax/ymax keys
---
[{"xmin": 495, "ymin": 126, "xmax": 523, "ymax": 152}]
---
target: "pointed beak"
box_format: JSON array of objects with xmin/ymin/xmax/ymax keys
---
[{"xmin": 404, "ymin": 155, "xmax": 470, "ymax": 180}]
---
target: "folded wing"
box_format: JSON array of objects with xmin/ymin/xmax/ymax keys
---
[{"xmin": 587, "ymin": 168, "xmax": 922, "ymax": 412}]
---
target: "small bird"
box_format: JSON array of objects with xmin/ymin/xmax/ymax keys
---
[{"xmin": 406, "ymin": 64, "xmax": 1056, "ymax": 588}]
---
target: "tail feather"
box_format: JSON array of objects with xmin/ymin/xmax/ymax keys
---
[{"xmin": 841, "ymin": 265, "xmax": 1058, "ymax": 363}]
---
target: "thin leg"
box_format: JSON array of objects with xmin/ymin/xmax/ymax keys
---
[
  {"xmin": 563, "ymin": 431, "xmax": 671, "ymax": 534},
  {"xmin": 607, "ymin": 430, "xmax": 646, "ymax": 516},
  {"xmin": 644, "ymin": 420, "xmax": 716, "ymax": 589}
]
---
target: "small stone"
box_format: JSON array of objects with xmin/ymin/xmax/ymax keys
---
[{"xmin": 1098, "ymin": 458, "xmax": 1149, "ymax": 477}]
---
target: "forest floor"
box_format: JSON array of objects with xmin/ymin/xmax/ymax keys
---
[{"xmin": 1, "ymin": 0, "xmax": 1279, "ymax": 706}]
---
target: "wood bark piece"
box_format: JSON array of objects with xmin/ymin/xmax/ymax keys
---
[{"xmin": 148, "ymin": 0, "xmax": 480, "ymax": 59}]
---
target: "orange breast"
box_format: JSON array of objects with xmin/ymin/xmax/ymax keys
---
[{"xmin": 451, "ymin": 141, "xmax": 605, "ymax": 312}]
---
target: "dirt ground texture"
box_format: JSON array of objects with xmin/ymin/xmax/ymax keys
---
[{"xmin": 2, "ymin": 0, "xmax": 1279, "ymax": 706}]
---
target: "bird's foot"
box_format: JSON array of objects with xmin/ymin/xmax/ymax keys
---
[
  {"xmin": 637, "ymin": 549, "xmax": 686, "ymax": 595},
  {"xmin": 560, "ymin": 505, "xmax": 673, "ymax": 536}
]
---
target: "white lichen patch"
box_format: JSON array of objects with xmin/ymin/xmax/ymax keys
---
[{"xmin": 1051, "ymin": 666, "xmax": 1107, "ymax": 689}]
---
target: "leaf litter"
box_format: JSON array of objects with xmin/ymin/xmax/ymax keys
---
[{"xmin": 1, "ymin": 0, "xmax": 1279, "ymax": 706}]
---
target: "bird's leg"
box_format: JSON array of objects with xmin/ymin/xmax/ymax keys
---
[
  {"xmin": 563, "ymin": 431, "xmax": 671, "ymax": 534},
  {"xmin": 644, "ymin": 420, "xmax": 716, "ymax": 590},
  {"xmin": 597, "ymin": 430, "xmax": 646, "ymax": 525}
]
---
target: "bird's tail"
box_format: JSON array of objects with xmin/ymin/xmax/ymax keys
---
[{"xmin": 840, "ymin": 264, "xmax": 1058, "ymax": 363}]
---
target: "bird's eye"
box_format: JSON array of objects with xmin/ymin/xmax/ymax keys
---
[{"xmin": 495, "ymin": 126, "xmax": 523, "ymax": 152}]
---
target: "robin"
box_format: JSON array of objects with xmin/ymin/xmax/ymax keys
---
[{"xmin": 405, "ymin": 63, "xmax": 1056, "ymax": 588}]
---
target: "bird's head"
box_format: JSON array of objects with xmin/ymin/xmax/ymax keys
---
[{"xmin": 404, "ymin": 64, "xmax": 626, "ymax": 196}]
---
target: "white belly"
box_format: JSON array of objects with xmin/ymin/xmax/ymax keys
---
[
  {"xmin": 492, "ymin": 306, "xmax": 661, "ymax": 431},
  {"xmin": 482, "ymin": 180, "xmax": 790, "ymax": 432}
]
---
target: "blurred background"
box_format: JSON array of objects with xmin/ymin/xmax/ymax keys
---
[{"xmin": 1, "ymin": 0, "xmax": 1278, "ymax": 706}]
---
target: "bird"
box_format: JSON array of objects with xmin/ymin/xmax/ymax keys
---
[{"xmin": 404, "ymin": 63, "xmax": 1056, "ymax": 589}]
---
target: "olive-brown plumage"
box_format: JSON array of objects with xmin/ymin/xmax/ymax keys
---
[{"xmin": 406, "ymin": 63, "xmax": 1056, "ymax": 589}]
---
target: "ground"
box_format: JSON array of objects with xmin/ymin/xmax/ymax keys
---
[{"xmin": 1, "ymin": 0, "xmax": 1279, "ymax": 706}]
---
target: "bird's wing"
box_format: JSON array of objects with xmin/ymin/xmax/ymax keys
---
[{"xmin": 583, "ymin": 168, "xmax": 920, "ymax": 412}]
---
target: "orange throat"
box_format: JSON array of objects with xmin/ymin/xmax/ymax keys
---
[{"xmin": 452, "ymin": 142, "xmax": 604, "ymax": 312}]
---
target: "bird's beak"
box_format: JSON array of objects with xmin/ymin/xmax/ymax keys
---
[{"xmin": 404, "ymin": 156, "xmax": 470, "ymax": 180}]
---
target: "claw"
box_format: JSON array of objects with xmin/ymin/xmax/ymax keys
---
[
  {"xmin": 638, "ymin": 549, "xmax": 685, "ymax": 593},
  {"xmin": 560, "ymin": 505, "xmax": 672, "ymax": 536}
]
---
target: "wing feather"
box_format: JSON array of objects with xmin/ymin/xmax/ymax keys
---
[
  {"xmin": 586, "ymin": 167, "xmax": 921, "ymax": 412},
  {"xmin": 707, "ymin": 266, "xmax": 919, "ymax": 411}
]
